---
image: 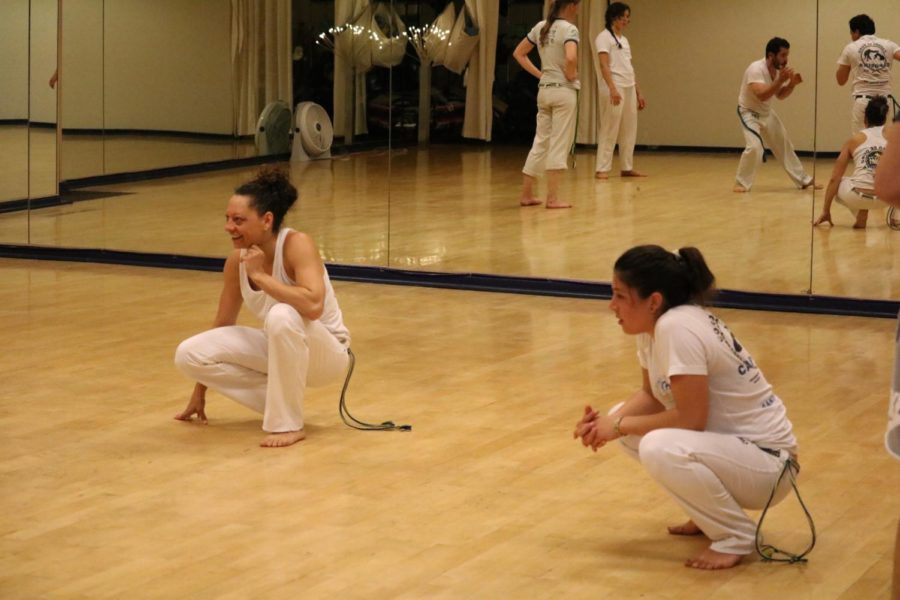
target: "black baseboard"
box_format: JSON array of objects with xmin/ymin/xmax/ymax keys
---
[{"xmin": 1, "ymin": 245, "xmax": 896, "ymax": 319}]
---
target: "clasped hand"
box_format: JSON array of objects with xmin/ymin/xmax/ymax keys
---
[
  {"xmin": 242, "ymin": 244, "xmax": 266, "ymax": 278},
  {"xmin": 572, "ymin": 405, "xmax": 619, "ymax": 452}
]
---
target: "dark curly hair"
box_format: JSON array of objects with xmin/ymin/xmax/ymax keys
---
[{"xmin": 234, "ymin": 166, "xmax": 298, "ymax": 232}]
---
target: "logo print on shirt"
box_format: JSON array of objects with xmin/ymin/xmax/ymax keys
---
[
  {"xmin": 863, "ymin": 147, "xmax": 883, "ymax": 172},
  {"xmin": 859, "ymin": 43, "xmax": 889, "ymax": 74}
]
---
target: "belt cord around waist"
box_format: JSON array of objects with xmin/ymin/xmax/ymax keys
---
[
  {"xmin": 754, "ymin": 448, "xmax": 816, "ymax": 563},
  {"xmin": 737, "ymin": 106, "xmax": 768, "ymax": 163}
]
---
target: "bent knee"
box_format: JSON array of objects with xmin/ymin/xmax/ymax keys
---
[
  {"xmin": 638, "ymin": 429, "xmax": 686, "ymax": 472},
  {"xmin": 264, "ymin": 303, "xmax": 305, "ymax": 336},
  {"xmin": 174, "ymin": 338, "xmax": 201, "ymax": 374}
]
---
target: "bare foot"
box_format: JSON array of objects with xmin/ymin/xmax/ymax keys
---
[
  {"xmin": 260, "ymin": 430, "xmax": 306, "ymax": 448},
  {"xmin": 733, "ymin": 184, "xmax": 749, "ymax": 193},
  {"xmin": 853, "ymin": 210, "xmax": 869, "ymax": 229},
  {"xmin": 668, "ymin": 520, "xmax": 704, "ymax": 536},
  {"xmin": 520, "ymin": 198, "xmax": 542, "ymax": 207},
  {"xmin": 621, "ymin": 170, "xmax": 647, "ymax": 177},
  {"xmin": 595, "ymin": 172, "xmax": 609, "ymax": 180},
  {"xmin": 546, "ymin": 201, "xmax": 572, "ymax": 209},
  {"xmin": 801, "ymin": 180, "xmax": 824, "ymax": 190},
  {"xmin": 685, "ymin": 546, "xmax": 743, "ymax": 570}
]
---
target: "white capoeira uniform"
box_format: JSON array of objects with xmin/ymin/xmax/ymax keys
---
[
  {"xmin": 835, "ymin": 126, "xmax": 885, "ymax": 217},
  {"xmin": 837, "ymin": 35, "xmax": 899, "ymax": 133},
  {"xmin": 522, "ymin": 20, "xmax": 580, "ymax": 177},
  {"xmin": 613, "ymin": 305, "xmax": 798, "ymax": 556},
  {"xmin": 595, "ymin": 28, "xmax": 637, "ymax": 174},
  {"xmin": 735, "ymin": 58, "xmax": 813, "ymax": 191},
  {"xmin": 175, "ymin": 227, "xmax": 351, "ymax": 433}
]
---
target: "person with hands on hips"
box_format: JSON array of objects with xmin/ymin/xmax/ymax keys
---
[
  {"xmin": 514, "ymin": 0, "xmax": 581, "ymax": 209},
  {"xmin": 174, "ymin": 167, "xmax": 350, "ymax": 448},
  {"xmin": 573, "ymin": 245, "xmax": 799, "ymax": 570}
]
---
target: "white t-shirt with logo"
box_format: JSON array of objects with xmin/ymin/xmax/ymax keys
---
[
  {"xmin": 526, "ymin": 20, "xmax": 580, "ymax": 90},
  {"xmin": 636, "ymin": 304, "xmax": 796, "ymax": 452},
  {"xmin": 738, "ymin": 58, "xmax": 775, "ymax": 117},
  {"xmin": 595, "ymin": 28, "xmax": 635, "ymax": 89},
  {"xmin": 838, "ymin": 35, "xmax": 899, "ymax": 96}
]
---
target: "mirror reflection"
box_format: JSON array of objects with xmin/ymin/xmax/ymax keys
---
[
  {"xmin": 15, "ymin": 0, "xmax": 898, "ymax": 303},
  {"xmin": 811, "ymin": 2, "xmax": 899, "ymax": 300},
  {"xmin": 387, "ymin": 0, "xmax": 818, "ymax": 295}
]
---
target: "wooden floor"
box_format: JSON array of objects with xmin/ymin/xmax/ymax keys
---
[
  {"xmin": 2, "ymin": 259, "xmax": 898, "ymax": 598},
  {"xmin": 0, "ymin": 145, "xmax": 896, "ymax": 300}
]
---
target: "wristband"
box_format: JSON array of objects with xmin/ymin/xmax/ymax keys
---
[{"xmin": 613, "ymin": 415, "xmax": 624, "ymax": 437}]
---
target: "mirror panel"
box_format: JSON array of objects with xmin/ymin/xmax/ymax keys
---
[
  {"xmin": 29, "ymin": 0, "xmax": 59, "ymax": 204},
  {"xmin": 811, "ymin": 1, "xmax": 900, "ymax": 300},
  {"xmin": 0, "ymin": 0, "xmax": 31, "ymax": 245},
  {"xmin": 387, "ymin": 0, "xmax": 818, "ymax": 295}
]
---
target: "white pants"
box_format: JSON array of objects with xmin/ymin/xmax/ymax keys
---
[
  {"xmin": 836, "ymin": 178, "xmax": 881, "ymax": 216},
  {"xmin": 522, "ymin": 86, "xmax": 577, "ymax": 177},
  {"xmin": 174, "ymin": 303, "xmax": 350, "ymax": 432},
  {"xmin": 612, "ymin": 407, "xmax": 795, "ymax": 555},
  {"xmin": 735, "ymin": 107, "xmax": 812, "ymax": 191},
  {"xmin": 595, "ymin": 84, "xmax": 637, "ymax": 174}
]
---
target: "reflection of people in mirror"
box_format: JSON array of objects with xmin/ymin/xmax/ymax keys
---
[
  {"xmin": 514, "ymin": 0, "xmax": 581, "ymax": 209},
  {"xmin": 573, "ymin": 245, "xmax": 801, "ymax": 570},
  {"xmin": 873, "ymin": 112, "xmax": 900, "ymax": 599},
  {"xmin": 734, "ymin": 38, "xmax": 819, "ymax": 193},
  {"xmin": 814, "ymin": 97, "xmax": 888, "ymax": 229},
  {"xmin": 836, "ymin": 14, "xmax": 900, "ymax": 134},
  {"xmin": 49, "ymin": 69, "xmax": 58, "ymax": 89},
  {"xmin": 594, "ymin": 2, "xmax": 646, "ymax": 180},
  {"xmin": 174, "ymin": 168, "xmax": 351, "ymax": 448}
]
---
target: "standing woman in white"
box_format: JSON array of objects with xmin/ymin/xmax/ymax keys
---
[
  {"xmin": 174, "ymin": 168, "xmax": 351, "ymax": 448},
  {"xmin": 514, "ymin": 0, "xmax": 581, "ymax": 209},
  {"xmin": 594, "ymin": 2, "xmax": 646, "ymax": 180},
  {"xmin": 574, "ymin": 245, "xmax": 800, "ymax": 570}
]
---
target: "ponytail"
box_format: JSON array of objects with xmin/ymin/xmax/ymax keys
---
[
  {"xmin": 604, "ymin": 2, "xmax": 630, "ymax": 49},
  {"xmin": 613, "ymin": 245, "xmax": 716, "ymax": 311},
  {"xmin": 539, "ymin": 0, "xmax": 578, "ymax": 47}
]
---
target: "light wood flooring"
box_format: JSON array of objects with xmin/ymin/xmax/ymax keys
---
[
  {"xmin": 0, "ymin": 145, "xmax": 897, "ymax": 300},
  {"xmin": 1, "ymin": 259, "xmax": 898, "ymax": 598}
]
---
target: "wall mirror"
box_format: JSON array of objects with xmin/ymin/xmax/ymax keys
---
[{"xmin": 9, "ymin": 0, "xmax": 899, "ymax": 304}]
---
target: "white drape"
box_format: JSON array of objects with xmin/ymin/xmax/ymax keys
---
[
  {"xmin": 231, "ymin": 0, "xmax": 293, "ymax": 136},
  {"xmin": 461, "ymin": 0, "xmax": 498, "ymax": 141},
  {"xmin": 333, "ymin": 0, "xmax": 371, "ymax": 137}
]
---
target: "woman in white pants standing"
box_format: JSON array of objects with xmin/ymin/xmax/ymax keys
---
[
  {"xmin": 573, "ymin": 245, "xmax": 799, "ymax": 570},
  {"xmin": 514, "ymin": 0, "xmax": 581, "ymax": 209},
  {"xmin": 174, "ymin": 168, "xmax": 350, "ymax": 448},
  {"xmin": 595, "ymin": 2, "xmax": 646, "ymax": 180},
  {"xmin": 814, "ymin": 96, "xmax": 888, "ymax": 229}
]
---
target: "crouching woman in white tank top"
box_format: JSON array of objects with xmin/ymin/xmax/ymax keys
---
[
  {"xmin": 814, "ymin": 96, "xmax": 889, "ymax": 229},
  {"xmin": 573, "ymin": 245, "xmax": 799, "ymax": 570},
  {"xmin": 174, "ymin": 167, "xmax": 350, "ymax": 448}
]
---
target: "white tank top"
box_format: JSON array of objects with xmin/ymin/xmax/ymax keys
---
[
  {"xmin": 849, "ymin": 126, "xmax": 886, "ymax": 189},
  {"xmin": 238, "ymin": 227, "xmax": 350, "ymax": 347}
]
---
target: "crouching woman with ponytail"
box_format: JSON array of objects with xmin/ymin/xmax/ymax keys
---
[
  {"xmin": 574, "ymin": 245, "xmax": 799, "ymax": 570},
  {"xmin": 174, "ymin": 167, "xmax": 351, "ymax": 448}
]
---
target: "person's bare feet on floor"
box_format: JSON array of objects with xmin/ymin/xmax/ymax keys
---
[
  {"xmin": 733, "ymin": 184, "xmax": 749, "ymax": 193},
  {"xmin": 685, "ymin": 546, "xmax": 743, "ymax": 570},
  {"xmin": 668, "ymin": 519, "xmax": 704, "ymax": 536},
  {"xmin": 595, "ymin": 172, "xmax": 609, "ymax": 180},
  {"xmin": 260, "ymin": 430, "xmax": 306, "ymax": 447},
  {"xmin": 621, "ymin": 170, "xmax": 647, "ymax": 177},
  {"xmin": 801, "ymin": 180, "xmax": 824, "ymax": 190},
  {"xmin": 853, "ymin": 210, "xmax": 869, "ymax": 229},
  {"xmin": 546, "ymin": 201, "xmax": 572, "ymax": 209},
  {"xmin": 520, "ymin": 197, "xmax": 542, "ymax": 207}
]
